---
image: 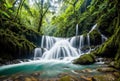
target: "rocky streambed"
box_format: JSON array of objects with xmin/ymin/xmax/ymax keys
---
[{"xmin": 0, "ymin": 59, "xmax": 120, "ymax": 81}]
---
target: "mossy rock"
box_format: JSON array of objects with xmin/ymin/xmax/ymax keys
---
[
  {"xmin": 93, "ymin": 74, "xmax": 117, "ymax": 81},
  {"xmin": 60, "ymin": 76, "xmax": 71, "ymax": 81},
  {"xmin": 59, "ymin": 75, "xmax": 79, "ymax": 81},
  {"xmin": 113, "ymin": 59, "xmax": 120, "ymax": 69},
  {"xmin": 2, "ymin": 21, "xmax": 42, "ymax": 46},
  {"xmin": 0, "ymin": 29, "xmax": 36, "ymax": 61},
  {"xmin": 89, "ymin": 30, "xmax": 101, "ymax": 46},
  {"xmin": 73, "ymin": 54, "xmax": 95, "ymax": 65},
  {"xmin": 97, "ymin": 67, "xmax": 117, "ymax": 72}
]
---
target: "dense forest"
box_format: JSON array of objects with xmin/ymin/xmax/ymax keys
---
[{"xmin": 0, "ymin": 0, "xmax": 120, "ymax": 81}]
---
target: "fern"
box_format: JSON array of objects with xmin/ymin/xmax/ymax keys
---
[
  {"xmin": 4, "ymin": 0, "xmax": 12, "ymax": 8},
  {"xmin": 0, "ymin": 10, "xmax": 10, "ymax": 18}
]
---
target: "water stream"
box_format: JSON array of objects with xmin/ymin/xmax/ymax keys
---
[{"xmin": 0, "ymin": 24, "xmax": 108, "ymax": 79}]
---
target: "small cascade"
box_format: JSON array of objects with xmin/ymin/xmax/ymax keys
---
[
  {"xmin": 87, "ymin": 34, "xmax": 91, "ymax": 53},
  {"xmin": 33, "ymin": 24, "xmax": 108, "ymax": 61},
  {"xmin": 87, "ymin": 34, "xmax": 90, "ymax": 46},
  {"xmin": 98, "ymin": 30, "xmax": 108, "ymax": 43},
  {"xmin": 101, "ymin": 34, "xmax": 108, "ymax": 43},
  {"xmin": 41, "ymin": 36, "xmax": 62, "ymax": 49},
  {"xmin": 76, "ymin": 24, "xmax": 78, "ymax": 36},
  {"xmin": 42, "ymin": 40, "xmax": 79, "ymax": 60},
  {"xmin": 89, "ymin": 24, "xmax": 97, "ymax": 33},
  {"xmin": 86, "ymin": 24, "xmax": 97, "ymax": 52},
  {"xmin": 79, "ymin": 35, "xmax": 84, "ymax": 49},
  {"xmin": 34, "ymin": 48, "xmax": 47, "ymax": 60},
  {"xmin": 70, "ymin": 36, "xmax": 78, "ymax": 48}
]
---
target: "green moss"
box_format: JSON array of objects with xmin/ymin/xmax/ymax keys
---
[
  {"xmin": 60, "ymin": 76, "xmax": 71, "ymax": 81},
  {"xmin": 2, "ymin": 20, "xmax": 42, "ymax": 46},
  {"xmin": 0, "ymin": 29, "xmax": 36, "ymax": 60},
  {"xmin": 117, "ymin": 77, "xmax": 120, "ymax": 81},
  {"xmin": 73, "ymin": 54, "xmax": 95, "ymax": 65},
  {"xmin": 89, "ymin": 30, "xmax": 101, "ymax": 46},
  {"xmin": 96, "ymin": 26, "xmax": 120, "ymax": 68}
]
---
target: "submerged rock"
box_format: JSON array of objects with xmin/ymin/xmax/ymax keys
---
[
  {"xmin": 59, "ymin": 75, "xmax": 79, "ymax": 81},
  {"xmin": 97, "ymin": 67, "xmax": 117, "ymax": 72},
  {"xmin": 92, "ymin": 74, "xmax": 117, "ymax": 81}
]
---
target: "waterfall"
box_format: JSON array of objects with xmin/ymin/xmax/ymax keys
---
[
  {"xmin": 33, "ymin": 24, "xmax": 108, "ymax": 61},
  {"xmin": 86, "ymin": 24, "xmax": 97, "ymax": 52},
  {"xmin": 87, "ymin": 34, "xmax": 90, "ymax": 46},
  {"xmin": 34, "ymin": 48, "xmax": 47, "ymax": 60},
  {"xmin": 89, "ymin": 24, "xmax": 97, "ymax": 33},
  {"xmin": 76, "ymin": 24, "xmax": 78, "ymax": 36},
  {"xmin": 40, "ymin": 36, "xmax": 62, "ymax": 49},
  {"xmin": 79, "ymin": 35, "xmax": 84, "ymax": 49},
  {"xmin": 98, "ymin": 30, "xmax": 108, "ymax": 44},
  {"xmin": 87, "ymin": 24, "xmax": 97, "ymax": 47},
  {"xmin": 70, "ymin": 35, "xmax": 84, "ymax": 50},
  {"xmin": 42, "ymin": 40, "xmax": 79, "ymax": 60},
  {"xmin": 101, "ymin": 34, "xmax": 108, "ymax": 43},
  {"xmin": 70, "ymin": 36, "xmax": 78, "ymax": 48}
]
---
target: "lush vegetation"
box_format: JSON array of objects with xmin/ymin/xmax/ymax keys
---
[
  {"xmin": 74, "ymin": 0, "xmax": 120, "ymax": 70},
  {"xmin": 0, "ymin": 0, "xmax": 119, "ymax": 63}
]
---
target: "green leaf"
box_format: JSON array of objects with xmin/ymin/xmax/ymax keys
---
[
  {"xmin": 0, "ymin": 10, "xmax": 10, "ymax": 18},
  {"xmin": 5, "ymin": 0, "xmax": 12, "ymax": 8}
]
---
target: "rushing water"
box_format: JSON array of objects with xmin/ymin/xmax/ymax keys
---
[
  {"xmin": 0, "ymin": 60, "xmax": 104, "ymax": 78},
  {"xmin": 0, "ymin": 24, "xmax": 108, "ymax": 79},
  {"xmin": 76, "ymin": 24, "xmax": 78, "ymax": 36}
]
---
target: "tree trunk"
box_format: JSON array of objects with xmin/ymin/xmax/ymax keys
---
[{"xmin": 38, "ymin": 16, "xmax": 43, "ymax": 32}]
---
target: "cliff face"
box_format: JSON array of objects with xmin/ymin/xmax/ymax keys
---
[
  {"xmin": 74, "ymin": 0, "xmax": 120, "ymax": 68},
  {"xmin": 0, "ymin": 21, "xmax": 42, "ymax": 63}
]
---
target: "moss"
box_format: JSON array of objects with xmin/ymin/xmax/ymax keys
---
[
  {"xmin": 114, "ymin": 60, "xmax": 120, "ymax": 69},
  {"xmin": 93, "ymin": 74, "xmax": 117, "ymax": 81},
  {"xmin": 117, "ymin": 77, "xmax": 120, "ymax": 81},
  {"xmin": 89, "ymin": 30, "xmax": 101, "ymax": 46},
  {"xmin": 73, "ymin": 54, "xmax": 95, "ymax": 65},
  {"xmin": 2, "ymin": 20, "xmax": 42, "ymax": 46},
  {"xmin": 96, "ymin": 26, "xmax": 120, "ymax": 68},
  {"xmin": 0, "ymin": 29, "xmax": 36, "ymax": 61},
  {"xmin": 60, "ymin": 76, "xmax": 71, "ymax": 81}
]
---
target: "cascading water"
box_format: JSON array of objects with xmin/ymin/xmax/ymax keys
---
[
  {"xmin": 42, "ymin": 40, "xmax": 79, "ymax": 61},
  {"xmin": 41, "ymin": 36, "xmax": 61, "ymax": 49},
  {"xmin": 34, "ymin": 48, "xmax": 42, "ymax": 60},
  {"xmin": 101, "ymin": 34, "xmax": 108, "ymax": 43},
  {"xmin": 76, "ymin": 24, "xmax": 78, "ymax": 36},
  {"xmin": 98, "ymin": 29, "xmax": 108, "ymax": 44},
  {"xmin": 34, "ymin": 48, "xmax": 47, "ymax": 60},
  {"xmin": 79, "ymin": 35, "xmax": 84, "ymax": 49},
  {"xmin": 89, "ymin": 24, "xmax": 97, "ymax": 33},
  {"xmin": 34, "ymin": 24, "xmax": 108, "ymax": 61},
  {"xmin": 87, "ymin": 24, "xmax": 97, "ymax": 46}
]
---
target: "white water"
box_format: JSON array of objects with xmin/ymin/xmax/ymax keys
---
[
  {"xmin": 34, "ymin": 24, "xmax": 107, "ymax": 61},
  {"xmin": 42, "ymin": 40, "xmax": 79, "ymax": 61},
  {"xmin": 89, "ymin": 24, "xmax": 97, "ymax": 33},
  {"xmin": 101, "ymin": 34, "xmax": 108, "ymax": 43},
  {"xmin": 79, "ymin": 35, "xmax": 84, "ymax": 49},
  {"xmin": 76, "ymin": 24, "xmax": 78, "ymax": 36},
  {"xmin": 34, "ymin": 48, "xmax": 48, "ymax": 60},
  {"xmin": 41, "ymin": 36, "xmax": 60, "ymax": 49}
]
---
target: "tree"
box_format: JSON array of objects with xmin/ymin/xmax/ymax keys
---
[
  {"xmin": 15, "ymin": 0, "xmax": 26, "ymax": 21},
  {"xmin": 34, "ymin": 0, "xmax": 51, "ymax": 32}
]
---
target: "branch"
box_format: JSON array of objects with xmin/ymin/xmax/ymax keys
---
[
  {"xmin": 42, "ymin": 6, "xmax": 50, "ymax": 17},
  {"xmin": 14, "ymin": 0, "xmax": 25, "ymax": 20},
  {"xmin": 34, "ymin": 0, "xmax": 41, "ymax": 9}
]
